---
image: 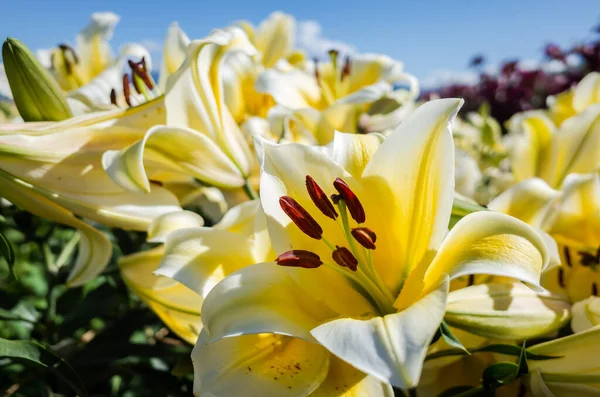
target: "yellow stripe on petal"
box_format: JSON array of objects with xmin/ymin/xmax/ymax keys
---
[
  {"xmin": 422, "ymin": 211, "xmax": 548, "ymax": 295},
  {"xmin": 361, "ymin": 98, "xmax": 462, "ymax": 294}
]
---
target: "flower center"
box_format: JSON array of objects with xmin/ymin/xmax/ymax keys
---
[
  {"xmin": 313, "ymin": 49, "xmax": 352, "ymax": 107},
  {"xmin": 276, "ymin": 175, "xmax": 396, "ymax": 314},
  {"xmin": 110, "ymin": 57, "xmax": 159, "ymax": 108}
]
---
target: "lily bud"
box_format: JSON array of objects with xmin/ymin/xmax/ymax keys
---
[
  {"xmin": 2, "ymin": 38, "xmax": 72, "ymax": 121},
  {"xmin": 445, "ymin": 283, "xmax": 571, "ymax": 339}
]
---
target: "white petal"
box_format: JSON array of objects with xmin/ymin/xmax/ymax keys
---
[
  {"xmin": 147, "ymin": 210, "xmax": 204, "ymax": 243},
  {"xmin": 311, "ymin": 278, "xmax": 448, "ymax": 389}
]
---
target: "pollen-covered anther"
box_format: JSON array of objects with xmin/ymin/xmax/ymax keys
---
[
  {"xmin": 305, "ymin": 175, "xmax": 338, "ymax": 220},
  {"xmin": 279, "ymin": 196, "xmax": 323, "ymax": 240},
  {"xmin": 276, "ymin": 250, "xmax": 322, "ymax": 269},
  {"xmin": 351, "ymin": 227, "xmax": 377, "ymax": 250},
  {"xmin": 332, "ymin": 246, "xmax": 358, "ymax": 271},
  {"xmin": 109, "ymin": 89, "xmax": 117, "ymax": 106},
  {"xmin": 333, "ymin": 178, "xmax": 366, "ymax": 223},
  {"xmin": 128, "ymin": 58, "xmax": 154, "ymax": 90}
]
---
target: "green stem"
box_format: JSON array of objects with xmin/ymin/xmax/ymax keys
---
[{"xmin": 242, "ymin": 179, "xmax": 259, "ymax": 200}]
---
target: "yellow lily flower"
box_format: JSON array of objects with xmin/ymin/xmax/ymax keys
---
[
  {"xmin": 224, "ymin": 12, "xmax": 297, "ymax": 126},
  {"xmin": 0, "ymin": 99, "xmax": 181, "ymax": 286},
  {"xmin": 194, "ymin": 99, "xmax": 548, "ymax": 392},
  {"xmin": 102, "ymin": 28, "xmax": 258, "ymax": 191},
  {"xmin": 489, "ymin": 172, "xmax": 600, "ymax": 304},
  {"xmin": 256, "ymin": 51, "xmax": 418, "ymax": 144},
  {"xmin": 506, "ymin": 99, "xmax": 599, "ymax": 189},
  {"xmin": 547, "ymin": 72, "xmax": 600, "ymax": 126},
  {"xmin": 527, "ymin": 325, "xmax": 600, "ymax": 396},
  {"xmin": 43, "ymin": 12, "xmax": 119, "ymax": 92}
]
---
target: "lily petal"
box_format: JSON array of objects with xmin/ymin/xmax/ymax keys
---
[
  {"xmin": 165, "ymin": 28, "xmax": 256, "ymax": 177},
  {"xmin": 120, "ymin": 246, "xmax": 202, "ymax": 344},
  {"xmin": 254, "ymin": 12, "xmax": 295, "ymax": 68},
  {"xmin": 309, "ymin": 356, "xmax": 394, "ymax": 397},
  {"xmin": 572, "ymin": 72, "xmax": 600, "ymax": 113},
  {"xmin": 572, "ymin": 297, "xmax": 600, "ymax": 334},
  {"xmin": 530, "ymin": 369, "xmax": 600, "ymax": 397},
  {"xmin": 422, "ymin": 211, "xmax": 549, "ymax": 295},
  {"xmin": 540, "ymin": 104, "xmax": 600, "ymax": 187},
  {"xmin": 192, "ymin": 331, "xmax": 330, "ymax": 397},
  {"xmin": 158, "ymin": 22, "xmax": 190, "ymax": 92},
  {"xmin": 544, "ymin": 172, "xmax": 600, "ymax": 249},
  {"xmin": 330, "ymin": 131, "xmax": 383, "ymax": 179},
  {"xmin": 487, "ymin": 178, "xmax": 560, "ymax": 229},
  {"xmin": 311, "ymin": 278, "xmax": 448, "ymax": 389},
  {"xmin": 445, "ymin": 282, "xmax": 571, "ymax": 339},
  {"xmin": 528, "ymin": 325, "xmax": 600, "ymax": 374},
  {"xmin": 361, "ymin": 98, "xmax": 463, "ymax": 293},
  {"xmin": 102, "ymin": 124, "xmax": 246, "ymax": 191},
  {"xmin": 147, "ymin": 210, "xmax": 204, "ymax": 243}
]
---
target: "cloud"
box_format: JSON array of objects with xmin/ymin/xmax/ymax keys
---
[
  {"xmin": 420, "ymin": 69, "xmax": 479, "ymax": 90},
  {"xmin": 296, "ymin": 20, "xmax": 356, "ymax": 59}
]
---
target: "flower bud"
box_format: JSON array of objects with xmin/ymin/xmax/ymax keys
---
[
  {"xmin": 2, "ymin": 38, "xmax": 72, "ymax": 121},
  {"xmin": 445, "ymin": 283, "xmax": 571, "ymax": 339}
]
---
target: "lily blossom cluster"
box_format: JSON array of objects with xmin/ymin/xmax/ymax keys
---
[{"xmin": 0, "ymin": 11, "xmax": 599, "ymax": 397}]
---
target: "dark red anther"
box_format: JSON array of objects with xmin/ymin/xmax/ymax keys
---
[
  {"xmin": 122, "ymin": 74, "xmax": 132, "ymax": 107},
  {"xmin": 110, "ymin": 89, "xmax": 117, "ymax": 106},
  {"xmin": 313, "ymin": 58, "xmax": 320, "ymax": 82},
  {"xmin": 279, "ymin": 196, "xmax": 323, "ymax": 240},
  {"xmin": 333, "ymin": 178, "xmax": 366, "ymax": 223},
  {"xmin": 332, "ymin": 246, "xmax": 358, "ymax": 271},
  {"xmin": 341, "ymin": 56, "xmax": 351, "ymax": 82},
  {"xmin": 277, "ymin": 250, "xmax": 322, "ymax": 269},
  {"xmin": 593, "ymin": 282, "xmax": 598, "ymax": 297},
  {"xmin": 58, "ymin": 43, "xmax": 79, "ymax": 64},
  {"xmin": 305, "ymin": 175, "xmax": 337, "ymax": 220},
  {"xmin": 129, "ymin": 58, "xmax": 154, "ymax": 90},
  {"xmin": 351, "ymin": 227, "xmax": 376, "ymax": 250}
]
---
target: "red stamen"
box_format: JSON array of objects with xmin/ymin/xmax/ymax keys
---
[
  {"xmin": 351, "ymin": 227, "xmax": 377, "ymax": 250},
  {"xmin": 277, "ymin": 250, "xmax": 322, "ymax": 269},
  {"xmin": 110, "ymin": 88, "xmax": 117, "ymax": 106},
  {"xmin": 305, "ymin": 175, "xmax": 338, "ymax": 220},
  {"xmin": 341, "ymin": 56, "xmax": 351, "ymax": 82},
  {"xmin": 333, "ymin": 178, "xmax": 366, "ymax": 223},
  {"xmin": 122, "ymin": 74, "xmax": 132, "ymax": 107},
  {"xmin": 279, "ymin": 196, "xmax": 323, "ymax": 240},
  {"xmin": 332, "ymin": 246, "xmax": 358, "ymax": 271}
]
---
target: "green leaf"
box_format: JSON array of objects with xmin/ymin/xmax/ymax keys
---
[
  {"xmin": 517, "ymin": 341, "xmax": 529, "ymax": 376},
  {"xmin": 439, "ymin": 321, "xmax": 470, "ymax": 354},
  {"xmin": 0, "ymin": 230, "xmax": 17, "ymax": 281},
  {"xmin": 482, "ymin": 362, "xmax": 519, "ymax": 390},
  {"xmin": 450, "ymin": 197, "xmax": 487, "ymax": 228},
  {"xmin": 0, "ymin": 337, "xmax": 87, "ymax": 396}
]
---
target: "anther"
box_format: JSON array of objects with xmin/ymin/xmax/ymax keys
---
[
  {"xmin": 563, "ymin": 247, "xmax": 572, "ymax": 267},
  {"xmin": 351, "ymin": 227, "xmax": 376, "ymax": 250},
  {"xmin": 305, "ymin": 175, "xmax": 338, "ymax": 220},
  {"xmin": 279, "ymin": 196, "xmax": 323, "ymax": 240},
  {"xmin": 333, "ymin": 178, "xmax": 366, "ymax": 223},
  {"xmin": 341, "ymin": 56, "xmax": 351, "ymax": 82},
  {"xmin": 332, "ymin": 246, "xmax": 358, "ymax": 271},
  {"xmin": 313, "ymin": 58, "xmax": 320, "ymax": 82},
  {"xmin": 122, "ymin": 74, "xmax": 132, "ymax": 107},
  {"xmin": 58, "ymin": 43, "xmax": 79, "ymax": 63},
  {"xmin": 467, "ymin": 274, "xmax": 475, "ymax": 287},
  {"xmin": 110, "ymin": 89, "xmax": 118, "ymax": 106},
  {"xmin": 557, "ymin": 268, "xmax": 565, "ymax": 288},
  {"xmin": 593, "ymin": 282, "xmax": 598, "ymax": 297},
  {"xmin": 277, "ymin": 250, "xmax": 322, "ymax": 269},
  {"xmin": 128, "ymin": 58, "xmax": 154, "ymax": 90}
]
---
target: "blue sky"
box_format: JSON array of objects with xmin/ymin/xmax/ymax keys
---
[{"xmin": 1, "ymin": 0, "xmax": 599, "ymax": 88}]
